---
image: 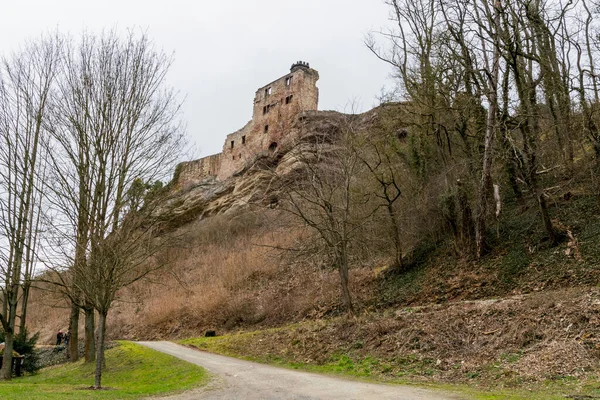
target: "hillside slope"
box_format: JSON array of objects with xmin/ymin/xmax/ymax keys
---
[{"xmin": 27, "ymin": 105, "xmax": 600, "ymax": 393}]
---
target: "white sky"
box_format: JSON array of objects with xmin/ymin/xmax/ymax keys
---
[{"xmin": 0, "ymin": 0, "xmax": 395, "ymax": 158}]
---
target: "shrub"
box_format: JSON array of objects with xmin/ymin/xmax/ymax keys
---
[{"xmin": 0, "ymin": 328, "xmax": 41, "ymax": 374}]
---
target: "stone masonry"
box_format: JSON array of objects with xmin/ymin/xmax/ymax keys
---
[{"xmin": 175, "ymin": 61, "xmax": 319, "ymax": 187}]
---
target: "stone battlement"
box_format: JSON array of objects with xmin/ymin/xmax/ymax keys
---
[
  {"xmin": 174, "ymin": 62, "xmax": 319, "ymax": 187},
  {"xmin": 175, "ymin": 154, "xmax": 222, "ymax": 186}
]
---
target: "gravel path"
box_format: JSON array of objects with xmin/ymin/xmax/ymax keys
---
[{"xmin": 138, "ymin": 341, "xmax": 467, "ymax": 400}]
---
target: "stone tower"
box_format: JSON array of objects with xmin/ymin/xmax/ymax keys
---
[{"xmin": 218, "ymin": 62, "xmax": 319, "ymax": 180}]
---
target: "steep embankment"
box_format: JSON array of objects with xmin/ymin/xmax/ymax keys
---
[
  {"xmin": 28, "ymin": 109, "xmax": 378, "ymax": 342},
  {"xmin": 27, "ymin": 105, "xmax": 600, "ymax": 394},
  {"xmin": 182, "ymin": 288, "xmax": 600, "ymax": 386}
]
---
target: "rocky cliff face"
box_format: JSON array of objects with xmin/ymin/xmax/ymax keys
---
[{"xmin": 154, "ymin": 109, "xmax": 380, "ymax": 228}]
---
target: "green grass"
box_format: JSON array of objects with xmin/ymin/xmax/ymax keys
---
[{"xmin": 0, "ymin": 341, "xmax": 208, "ymax": 399}]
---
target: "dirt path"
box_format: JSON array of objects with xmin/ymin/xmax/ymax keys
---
[{"xmin": 138, "ymin": 341, "xmax": 467, "ymax": 400}]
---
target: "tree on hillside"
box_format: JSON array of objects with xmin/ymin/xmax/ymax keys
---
[
  {"xmin": 272, "ymin": 115, "xmax": 371, "ymax": 314},
  {"xmin": 359, "ymin": 129, "xmax": 405, "ymax": 270},
  {"xmin": 495, "ymin": 0, "xmax": 561, "ymax": 244},
  {"xmin": 367, "ymin": 0, "xmax": 447, "ymax": 180},
  {"xmin": 574, "ymin": 0, "xmax": 600, "ymax": 159},
  {"xmin": 368, "ymin": 0, "xmax": 594, "ymax": 257},
  {"xmin": 366, "ymin": 0, "xmax": 489, "ymax": 259},
  {"xmin": 0, "ymin": 36, "xmax": 59, "ymax": 380},
  {"xmin": 469, "ymin": 0, "xmax": 502, "ymax": 259}
]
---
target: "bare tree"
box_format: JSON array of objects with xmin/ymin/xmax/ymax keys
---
[
  {"xmin": 360, "ymin": 132, "xmax": 404, "ymax": 269},
  {"xmin": 41, "ymin": 29, "xmax": 186, "ymax": 387},
  {"xmin": 0, "ymin": 35, "xmax": 59, "ymax": 380},
  {"xmin": 272, "ymin": 115, "xmax": 371, "ymax": 314},
  {"xmin": 370, "ymin": 0, "xmax": 584, "ymax": 255},
  {"xmin": 498, "ymin": 0, "xmax": 560, "ymax": 244},
  {"xmin": 574, "ymin": 0, "xmax": 600, "ymax": 159},
  {"xmin": 367, "ymin": 0, "xmax": 453, "ymax": 177},
  {"xmin": 76, "ymin": 187, "xmax": 174, "ymax": 388},
  {"xmin": 18, "ymin": 152, "xmax": 47, "ymax": 335},
  {"xmin": 369, "ymin": 0, "xmax": 499, "ymax": 258},
  {"xmin": 473, "ymin": 0, "xmax": 502, "ymax": 258}
]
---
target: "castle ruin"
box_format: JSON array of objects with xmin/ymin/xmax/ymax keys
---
[{"xmin": 175, "ymin": 61, "xmax": 319, "ymax": 186}]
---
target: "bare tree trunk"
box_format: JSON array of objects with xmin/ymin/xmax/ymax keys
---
[
  {"xmin": 0, "ymin": 331, "xmax": 14, "ymax": 379},
  {"xmin": 457, "ymin": 180, "xmax": 475, "ymax": 256},
  {"xmin": 502, "ymin": 134, "xmax": 524, "ymax": 204},
  {"xmin": 94, "ymin": 311, "xmax": 107, "ymax": 389},
  {"xmin": 19, "ymin": 160, "xmax": 44, "ymax": 335},
  {"xmin": 84, "ymin": 305, "xmax": 96, "ymax": 363},
  {"xmin": 1, "ymin": 294, "xmax": 6, "ymax": 326},
  {"xmin": 499, "ymin": 64, "xmax": 524, "ymax": 205},
  {"xmin": 337, "ymin": 246, "xmax": 353, "ymax": 315},
  {"xmin": 18, "ymin": 282, "xmax": 30, "ymax": 334},
  {"xmin": 387, "ymin": 204, "xmax": 403, "ymax": 270},
  {"xmin": 537, "ymin": 190, "xmax": 556, "ymax": 242},
  {"xmin": 475, "ymin": 0, "xmax": 502, "ymax": 259},
  {"xmin": 1, "ymin": 273, "xmax": 21, "ymax": 379},
  {"xmin": 68, "ymin": 301, "xmax": 80, "ymax": 362}
]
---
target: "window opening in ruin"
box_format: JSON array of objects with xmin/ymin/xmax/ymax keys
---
[
  {"xmin": 242, "ymin": 135, "xmax": 246, "ymax": 144},
  {"xmin": 232, "ymin": 155, "xmax": 235, "ymax": 160},
  {"xmin": 285, "ymin": 95, "xmax": 293, "ymax": 104},
  {"xmin": 263, "ymin": 106, "xmax": 267, "ymax": 115},
  {"xmin": 265, "ymin": 87, "xmax": 272, "ymax": 97},
  {"xmin": 264, "ymin": 125, "xmax": 269, "ymax": 133},
  {"xmin": 231, "ymin": 140, "xmax": 234, "ymax": 149},
  {"xmin": 285, "ymin": 76, "xmax": 292, "ymax": 86},
  {"xmin": 269, "ymin": 142, "xmax": 278, "ymax": 151}
]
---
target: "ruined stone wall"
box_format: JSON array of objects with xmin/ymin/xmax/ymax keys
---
[
  {"xmin": 175, "ymin": 153, "xmax": 221, "ymax": 187},
  {"xmin": 176, "ymin": 62, "xmax": 319, "ymax": 186},
  {"xmin": 218, "ymin": 121, "xmax": 254, "ymax": 180}
]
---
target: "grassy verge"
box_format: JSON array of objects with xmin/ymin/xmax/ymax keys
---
[
  {"xmin": 0, "ymin": 341, "xmax": 208, "ymax": 399},
  {"xmin": 180, "ymin": 329, "xmax": 600, "ymax": 400}
]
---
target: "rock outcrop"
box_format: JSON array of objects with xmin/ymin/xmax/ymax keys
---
[
  {"xmin": 152, "ymin": 104, "xmax": 401, "ymax": 230},
  {"xmin": 154, "ymin": 110, "xmax": 350, "ymax": 225}
]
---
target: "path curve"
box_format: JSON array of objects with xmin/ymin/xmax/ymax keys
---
[{"xmin": 138, "ymin": 341, "xmax": 467, "ymax": 400}]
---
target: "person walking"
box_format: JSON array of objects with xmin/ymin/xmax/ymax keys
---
[{"xmin": 64, "ymin": 329, "xmax": 71, "ymax": 346}]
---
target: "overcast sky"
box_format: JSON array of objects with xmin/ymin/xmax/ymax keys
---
[{"xmin": 1, "ymin": 0, "xmax": 395, "ymax": 158}]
